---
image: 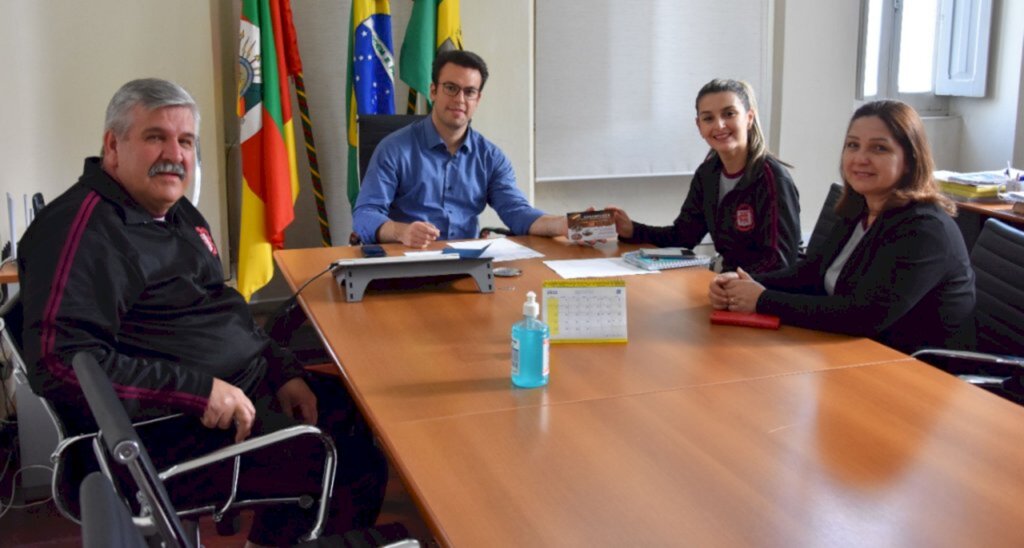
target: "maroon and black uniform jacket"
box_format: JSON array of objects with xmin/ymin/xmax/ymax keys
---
[{"xmin": 623, "ymin": 155, "xmax": 801, "ymax": 274}]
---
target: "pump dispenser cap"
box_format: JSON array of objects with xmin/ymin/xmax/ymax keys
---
[{"xmin": 523, "ymin": 291, "xmax": 540, "ymax": 318}]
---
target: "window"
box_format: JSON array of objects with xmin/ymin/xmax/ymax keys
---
[{"xmin": 858, "ymin": 0, "xmax": 992, "ymax": 112}]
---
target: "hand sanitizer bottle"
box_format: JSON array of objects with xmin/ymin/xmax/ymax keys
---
[{"xmin": 511, "ymin": 291, "xmax": 549, "ymax": 388}]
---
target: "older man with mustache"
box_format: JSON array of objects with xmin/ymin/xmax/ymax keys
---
[{"xmin": 18, "ymin": 78, "xmax": 387, "ymax": 547}]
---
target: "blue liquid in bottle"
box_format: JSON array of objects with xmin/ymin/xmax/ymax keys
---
[{"xmin": 511, "ymin": 291, "xmax": 549, "ymax": 388}]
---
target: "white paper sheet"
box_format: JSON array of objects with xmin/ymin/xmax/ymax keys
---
[
  {"xmin": 542, "ymin": 258, "xmax": 659, "ymax": 279},
  {"xmin": 446, "ymin": 238, "xmax": 544, "ymax": 262}
]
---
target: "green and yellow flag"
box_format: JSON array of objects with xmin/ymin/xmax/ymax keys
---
[{"xmin": 399, "ymin": 0, "xmax": 463, "ymax": 113}]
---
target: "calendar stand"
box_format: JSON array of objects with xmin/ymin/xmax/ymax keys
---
[{"xmin": 542, "ymin": 279, "xmax": 628, "ymax": 343}]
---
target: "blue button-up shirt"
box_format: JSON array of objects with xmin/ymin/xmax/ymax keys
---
[{"xmin": 352, "ymin": 117, "xmax": 544, "ymax": 243}]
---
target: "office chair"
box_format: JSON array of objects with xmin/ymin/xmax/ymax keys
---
[
  {"xmin": 75, "ymin": 352, "xmax": 421, "ymax": 548},
  {"xmin": 0, "ymin": 292, "xmax": 92, "ymax": 521},
  {"xmin": 357, "ymin": 114, "xmax": 427, "ymax": 184},
  {"xmin": 913, "ymin": 218, "xmax": 1024, "ymax": 404},
  {"xmin": 79, "ymin": 472, "xmax": 151, "ymax": 548},
  {"xmin": 350, "ymin": 115, "xmax": 427, "ymax": 245},
  {"xmin": 74, "ymin": 353, "xmax": 196, "ymax": 547},
  {"xmin": 802, "ymin": 182, "xmax": 844, "ymax": 258},
  {"xmin": 0, "ymin": 294, "xmax": 339, "ymax": 542}
]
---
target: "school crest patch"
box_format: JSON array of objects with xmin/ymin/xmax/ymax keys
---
[
  {"xmin": 195, "ymin": 227, "xmax": 219, "ymax": 256},
  {"xmin": 735, "ymin": 204, "xmax": 755, "ymax": 232}
]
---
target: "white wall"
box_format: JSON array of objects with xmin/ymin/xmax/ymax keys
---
[
  {"xmin": 462, "ymin": 1, "xmax": 534, "ymax": 228},
  {"xmin": 6, "ymin": 0, "xmax": 1024, "ymax": 303},
  {"xmin": 774, "ymin": 0, "xmax": 861, "ymax": 232},
  {"xmin": 0, "ymin": 0, "xmax": 228, "ymax": 269},
  {"xmin": 950, "ymin": 0, "xmax": 1024, "ymax": 170}
]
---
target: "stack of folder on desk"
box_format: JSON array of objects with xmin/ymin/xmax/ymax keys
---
[
  {"xmin": 1002, "ymin": 190, "xmax": 1024, "ymax": 214},
  {"xmin": 622, "ymin": 249, "xmax": 712, "ymax": 271},
  {"xmin": 934, "ymin": 170, "xmax": 1005, "ymax": 203}
]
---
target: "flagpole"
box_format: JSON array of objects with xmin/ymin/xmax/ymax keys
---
[
  {"xmin": 294, "ymin": 72, "xmax": 332, "ymax": 247},
  {"xmin": 406, "ymin": 89, "xmax": 418, "ymax": 114}
]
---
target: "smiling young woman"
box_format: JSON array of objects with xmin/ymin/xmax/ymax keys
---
[{"xmin": 605, "ymin": 78, "xmax": 802, "ymax": 275}]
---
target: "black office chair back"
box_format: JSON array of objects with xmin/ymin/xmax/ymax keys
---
[
  {"xmin": 1, "ymin": 295, "xmax": 24, "ymax": 354},
  {"xmin": 80, "ymin": 472, "xmax": 147, "ymax": 548},
  {"xmin": 357, "ymin": 114, "xmax": 426, "ymax": 182},
  {"xmin": 970, "ymin": 218, "xmax": 1024, "ymax": 357},
  {"xmin": 72, "ymin": 352, "xmax": 196, "ymax": 548},
  {"xmin": 804, "ymin": 182, "xmax": 844, "ymax": 257},
  {"xmin": 349, "ymin": 114, "xmax": 427, "ymax": 245}
]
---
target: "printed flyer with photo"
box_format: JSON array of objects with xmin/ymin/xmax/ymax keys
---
[{"xmin": 567, "ymin": 210, "xmax": 617, "ymax": 243}]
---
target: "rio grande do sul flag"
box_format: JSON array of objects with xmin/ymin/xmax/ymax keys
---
[{"xmin": 238, "ymin": 0, "xmax": 300, "ymax": 300}]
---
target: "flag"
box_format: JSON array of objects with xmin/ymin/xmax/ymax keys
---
[
  {"xmin": 399, "ymin": 0, "xmax": 463, "ymax": 112},
  {"xmin": 346, "ymin": 1, "xmax": 396, "ymax": 210},
  {"xmin": 238, "ymin": 0, "xmax": 301, "ymax": 300}
]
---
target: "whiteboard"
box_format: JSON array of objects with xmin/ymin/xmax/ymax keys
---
[{"xmin": 536, "ymin": 1, "xmax": 773, "ymax": 182}]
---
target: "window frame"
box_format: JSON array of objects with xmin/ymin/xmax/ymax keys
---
[{"xmin": 857, "ymin": 0, "xmax": 949, "ymax": 114}]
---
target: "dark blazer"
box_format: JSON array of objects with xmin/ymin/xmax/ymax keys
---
[{"xmin": 754, "ymin": 201, "xmax": 975, "ymax": 354}]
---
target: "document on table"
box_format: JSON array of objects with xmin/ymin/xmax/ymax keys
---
[
  {"xmin": 543, "ymin": 257, "xmax": 658, "ymax": 279},
  {"xmin": 445, "ymin": 238, "xmax": 544, "ymax": 262}
]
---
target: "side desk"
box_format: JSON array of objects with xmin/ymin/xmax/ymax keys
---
[
  {"xmin": 0, "ymin": 261, "xmax": 17, "ymax": 284},
  {"xmin": 274, "ymin": 237, "xmax": 1024, "ymax": 546},
  {"xmin": 955, "ymin": 201, "xmax": 1024, "ymax": 249}
]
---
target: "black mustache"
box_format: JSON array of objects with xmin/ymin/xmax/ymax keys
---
[{"xmin": 148, "ymin": 161, "xmax": 186, "ymax": 178}]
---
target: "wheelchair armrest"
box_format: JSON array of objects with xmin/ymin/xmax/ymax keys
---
[
  {"xmin": 957, "ymin": 374, "xmax": 1012, "ymax": 387},
  {"xmin": 158, "ymin": 424, "xmax": 334, "ymax": 482}
]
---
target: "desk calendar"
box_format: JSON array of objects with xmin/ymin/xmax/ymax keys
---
[{"xmin": 541, "ymin": 280, "xmax": 627, "ymax": 343}]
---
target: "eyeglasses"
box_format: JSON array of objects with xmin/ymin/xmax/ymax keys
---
[{"xmin": 439, "ymin": 82, "xmax": 480, "ymax": 101}]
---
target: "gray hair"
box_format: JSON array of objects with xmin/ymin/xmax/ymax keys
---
[{"xmin": 104, "ymin": 78, "xmax": 199, "ymax": 139}]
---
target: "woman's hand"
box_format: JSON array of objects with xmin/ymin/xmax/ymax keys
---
[
  {"xmin": 604, "ymin": 206, "xmax": 635, "ymax": 239},
  {"xmin": 708, "ymin": 272, "xmax": 739, "ymax": 310},
  {"xmin": 720, "ymin": 267, "xmax": 765, "ymax": 313}
]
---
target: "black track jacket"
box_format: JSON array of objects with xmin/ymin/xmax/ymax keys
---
[{"xmin": 18, "ymin": 158, "xmax": 303, "ymax": 423}]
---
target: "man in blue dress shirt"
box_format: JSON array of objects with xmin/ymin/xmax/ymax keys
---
[{"xmin": 353, "ymin": 50, "xmax": 568, "ymax": 247}]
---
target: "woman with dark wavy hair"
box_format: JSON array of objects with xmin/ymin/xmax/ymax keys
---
[{"xmin": 709, "ymin": 100, "xmax": 975, "ymax": 354}]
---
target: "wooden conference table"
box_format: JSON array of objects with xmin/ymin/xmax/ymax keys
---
[{"xmin": 275, "ymin": 237, "xmax": 1024, "ymax": 547}]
